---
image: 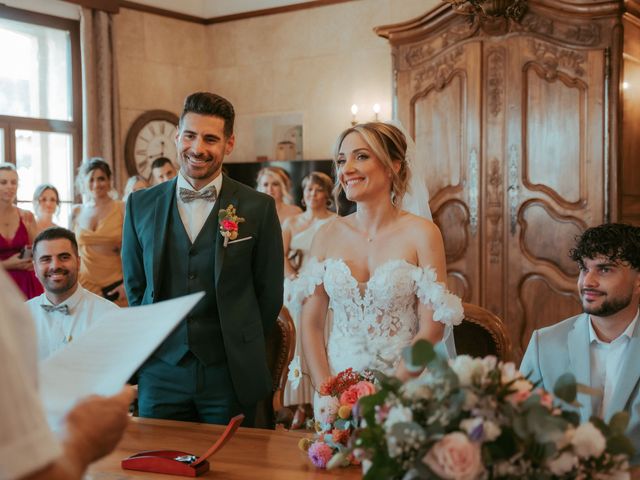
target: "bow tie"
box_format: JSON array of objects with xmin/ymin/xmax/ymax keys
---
[
  {"xmin": 179, "ymin": 186, "xmax": 217, "ymax": 203},
  {"xmin": 41, "ymin": 304, "xmax": 70, "ymax": 315}
]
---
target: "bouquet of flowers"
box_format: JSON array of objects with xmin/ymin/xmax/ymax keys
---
[
  {"xmin": 294, "ymin": 367, "xmax": 376, "ymax": 469},
  {"xmin": 346, "ymin": 341, "xmax": 634, "ymax": 479}
]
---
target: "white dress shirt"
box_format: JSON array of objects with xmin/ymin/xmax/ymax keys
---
[
  {"xmin": 176, "ymin": 171, "xmax": 223, "ymax": 243},
  {"xmin": 0, "ymin": 267, "xmax": 62, "ymax": 479},
  {"xmin": 26, "ymin": 284, "xmax": 119, "ymax": 361},
  {"xmin": 589, "ymin": 310, "xmax": 639, "ymax": 417}
]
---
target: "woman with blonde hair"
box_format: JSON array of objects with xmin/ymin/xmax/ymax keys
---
[
  {"xmin": 0, "ymin": 163, "xmax": 43, "ymax": 298},
  {"xmin": 294, "ymin": 123, "xmax": 463, "ymax": 409},
  {"xmin": 33, "ymin": 183, "xmax": 60, "ymax": 233},
  {"xmin": 282, "ymin": 171, "xmax": 336, "ymax": 427},
  {"xmin": 256, "ymin": 166, "xmax": 302, "ymax": 224},
  {"xmin": 71, "ymin": 158, "xmax": 127, "ymax": 306}
]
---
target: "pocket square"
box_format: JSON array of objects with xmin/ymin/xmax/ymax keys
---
[{"xmin": 227, "ymin": 236, "xmax": 253, "ymax": 245}]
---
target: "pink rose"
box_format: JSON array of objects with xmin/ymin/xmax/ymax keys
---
[
  {"xmin": 537, "ymin": 389, "xmax": 553, "ymax": 409},
  {"xmin": 222, "ymin": 219, "xmax": 238, "ymax": 231},
  {"xmin": 423, "ymin": 432, "xmax": 483, "ymax": 480},
  {"xmin": 339, "ymin": 381, "xmax": 376, "ymax": 406}
]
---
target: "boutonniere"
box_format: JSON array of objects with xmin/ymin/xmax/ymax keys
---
[{"xmin": 218, "ymin": 204, "xmax": 245, "ymax": 247}]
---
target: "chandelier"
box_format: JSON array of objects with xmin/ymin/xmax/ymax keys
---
[{"xmin": 442, "ymin": 0, "xmax": 527, "ymax": 21}]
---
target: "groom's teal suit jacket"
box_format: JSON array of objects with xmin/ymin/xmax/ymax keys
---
[
  {"xmin": 521, "ymin": 313, "xmax": 640, "ymax": 464},
  {"xmin": 122, "ymin": 175, "xmax": 284, "ymax": 406}
]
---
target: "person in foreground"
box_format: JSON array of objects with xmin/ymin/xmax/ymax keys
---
[
  {"xmin": 298, "ymin": 122, "xmax": 463, "ymax": 397},
  {"xmin": 26, "ymin": 227, "xmax": 118, "ymax": 360},
  {"xmin": 0, "ymin": 265, "xmax": 132, "ymax": 480},
  {"xmin": 520, "ymin": 223, "xmax": 640, "ymax": 464},
  {"xmin": 122, "ymin": 92, "xmax": 284, "ymax": 426}
]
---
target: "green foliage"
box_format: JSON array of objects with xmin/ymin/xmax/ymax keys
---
[{"xmin": 553, "ymin": 373, "xmax": 578, "ymax": 404}]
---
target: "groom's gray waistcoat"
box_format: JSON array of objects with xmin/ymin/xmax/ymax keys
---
[{"xmin": 154, "ymin": 198, "xmax": 225, "ymax": 365}]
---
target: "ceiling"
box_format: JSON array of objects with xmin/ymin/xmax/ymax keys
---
[{"xmin": 126, "ymin": 0, "xmax": 319, "ymax": 18}]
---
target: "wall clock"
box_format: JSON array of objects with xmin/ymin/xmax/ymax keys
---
[{"xmin": 124, "ymin": 110, "xmax": 179, "ymax": 180}]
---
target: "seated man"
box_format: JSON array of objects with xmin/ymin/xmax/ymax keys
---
[
  {"xmin": 26, "ymin": 227, "xmax": 118, "ymax": 360},
  {"xmin": 150, "ymin": 157, "xmax": 177, "ymax": 185},
  {"xmin": 521, "ymin": 223, "xmax": 640, "ymax": 463},
  {"xmin": 0, "ymin": 264, "xmax": 132, "ymax": 480}
]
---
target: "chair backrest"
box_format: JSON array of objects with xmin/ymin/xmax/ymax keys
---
[
  {"xmin": 254, "ymin": 307, "xmax": 297, "ymax": 429},
  {"xmin": 453, "ymin": 303, "xmax": 512, "ymax": 362},
  {"xmin": 268, "ymin": 307, "xmax": 296, "ymax": 413}
]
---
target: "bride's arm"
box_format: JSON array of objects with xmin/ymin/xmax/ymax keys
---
[
  {"xmin": 281, "ymin": 218, "xmax": 297, "ymax": 279},
  {"xmin": 397, "ymin": 219, "xmax": 448, "ymax": 381},
  {"xmin": 300, "ymin": 223, "xmax": 332, "ymax": 390},
  {"xmin": 300, "ymin": 284, "xmax": 331, "ymax": 389}
]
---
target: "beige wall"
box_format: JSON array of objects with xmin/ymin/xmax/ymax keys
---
[{"xmin": 114, "ymin": 0, "xmax": 438, "ymax": 167}]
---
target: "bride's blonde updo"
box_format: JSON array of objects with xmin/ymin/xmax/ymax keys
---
[{"xmin": 333, "ymin": 122, "xmax": 409, "ymax": 208}]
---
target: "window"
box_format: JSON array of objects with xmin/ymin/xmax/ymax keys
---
[{"xmin": 0, "ymin": 5, "xmax": 81, "ymax": 227}]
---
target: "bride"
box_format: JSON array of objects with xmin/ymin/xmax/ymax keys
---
[{"xmin": 297, "ymin": 122, "xmax": 463, "ymax": 391}]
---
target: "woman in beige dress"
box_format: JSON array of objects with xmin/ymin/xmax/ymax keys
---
[
  {"xmin": 71, "ymin": 158, "xmax": 127, "ymax": 306},
  {"xmin": 282, "ymin": 171, "xmax": 336, "ymax": 427},
  {"xmin": 256, "ymin": 166, "xmax": 302, "ymax": 224}
]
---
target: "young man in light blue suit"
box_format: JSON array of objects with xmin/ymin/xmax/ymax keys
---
[{"xmin": 521, "ymin": 223, "xmax": 640, "ymax": 463}]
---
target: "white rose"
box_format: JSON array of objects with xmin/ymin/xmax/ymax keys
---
[
  {"xmin": 500, "ymin": 362, "xmax": 520, "ymax": 383},
  {"xmin": 450, "ymin": 356, "xmax": 477, "ymax": 387},
  {"xmin": 571, "ymin": 422, "xmax": 606, "ymax": 459},
  {"xmin": 460, "ymin": 417, "xmax": 501, "ymax": 442},
  {"xmin": 547, "ymin": 451, "xmax": 578, "ymax": 475},
  {"xmin": 384, "ymin": 406, "xmax": 413, "ymax": 432},
  {"xmin": 463, "ymin": 391, "xmax": 479, "ymax": 411},
  {"xmin": 314, "ymin": 395, "xmax": 340, "ymax": 426},
  {"xmin": 481, "ymin": 355, "xmax": 497, "ymax": 372},
  {"xmin": 483, "ymin": 420, "xmax": 501, "ymax": 441}
]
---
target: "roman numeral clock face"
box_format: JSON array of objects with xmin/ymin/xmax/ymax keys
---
[{"xmin": 125, "ymin": 110, "xmax": 180, "ymax": 180}]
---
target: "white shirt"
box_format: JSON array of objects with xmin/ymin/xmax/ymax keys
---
[
  {"xmin": 0, "ymin": 267, "xmax": 62, "ymax": 479},
  {"xmin": 176, "ymin": 171, "xmax": 223, "ymax": 243},
  {"xmin": 589, "ymin": 310, "xmax": 639, "ymax": 417},
  {"xmin": 27, "ymin": 285, "xmax": 119, "ymax": 361}
]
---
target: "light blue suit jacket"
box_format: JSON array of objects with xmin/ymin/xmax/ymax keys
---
[{"xmin": 520, "ymin": 313, "xmax": 640, "ymax": 464}]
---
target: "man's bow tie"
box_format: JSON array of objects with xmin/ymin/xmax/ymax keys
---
[
  {"xmin": 179, "ymin": 186, "xmax": 217, "ymax": 203},
  {"xmin": 41, "ymin": 304, "xmax": 70, "ymax": 315}
]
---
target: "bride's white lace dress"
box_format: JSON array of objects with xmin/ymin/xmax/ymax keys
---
[{"xmin": 292, "ymin": 257, "xmax": 464, "ymax": 376}]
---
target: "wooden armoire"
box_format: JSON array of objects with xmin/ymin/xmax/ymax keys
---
[{"xmin": 376, "ymin": 0, "xmax": 640, "ymax": 360}]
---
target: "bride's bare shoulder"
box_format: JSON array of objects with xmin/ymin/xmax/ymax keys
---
[{"xmin": 400, "ymin": 211, "xmax": 443, "ymax": 245}]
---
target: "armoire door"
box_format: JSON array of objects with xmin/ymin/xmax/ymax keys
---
[
  {"xmin": 502, "ymin": 34, "xmax": 606, "ymax": 358},
  {"xmin": 400, "ymin": 40, "xmax": 483, "ymax": 305}
]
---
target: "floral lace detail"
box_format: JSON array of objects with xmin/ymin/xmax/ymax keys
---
[{"xmin": 290, "ymin": 257, "xmax": 463, "ymax": 376}]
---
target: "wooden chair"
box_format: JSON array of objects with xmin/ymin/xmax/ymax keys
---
[
  {"xmin": 254, "ymin": 306, "xmax": 296, "ymax": 429},
  {"xmin": 453, "ymin": 303, "xmax": 512, "ymax": 362}
]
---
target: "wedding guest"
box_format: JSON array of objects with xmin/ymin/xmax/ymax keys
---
[
  {"xmin": 26, "ymin": 227, "xmax": 118, "ymax": 360},
  {"xmin": 70, "ymin": 158, "xmax": 127, "ymax": 306},
  {"xmin": 256, "ymin": 166, "xmax": 302, "ymax": 224},
  {"xmin": 0, "ymin": 163, "xmax": 43, "ymax": 299},
  {"xmin": 150, "ymin": 157, "xmax": 177, "ymax": 185},
  {"xmin": 33, "ymin": 183, "xmax": 60, "ymax": 233},
  {"xmin": 0, "ymin": 264, "xmax": 132, "ymax": 480},
  {"xmin": 521, "ymin": 223, "xmax": 640, "ymax": 464},
  {"xmin": 123, "ymin": 175, "xmax": 149, "ymax": 202},
  {"xmin": 122, "ymin": 92, "xmax": 284, "ymax": 426},
  {"xmin": 282, "ymin": 171, "xmax": 336, "ymax": 427}
]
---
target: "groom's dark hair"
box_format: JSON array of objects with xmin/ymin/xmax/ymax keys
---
[{"xmin": 180, "ymin": 92, "xmax": 235, "ymax": 138}]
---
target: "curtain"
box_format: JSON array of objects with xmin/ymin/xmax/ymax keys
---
[{"xmin": 80, "ymin": 7, "xmax": 122, "ymax": 190}]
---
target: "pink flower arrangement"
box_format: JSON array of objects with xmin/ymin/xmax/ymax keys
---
[{"xmin": 299, "ymin": 368, "xmax": 376, "ymax": 469}]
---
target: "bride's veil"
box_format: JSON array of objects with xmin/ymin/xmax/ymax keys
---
[{"xmin": 386, "ymin": 120, "xmax": 433, "ymax": 221}]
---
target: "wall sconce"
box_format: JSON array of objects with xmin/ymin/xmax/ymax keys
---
[
  {"xmin": 350, "ymin": 103, "xmax": 382, "ymax": 125},
  {"xmin": 350, "ymin": 104, "xmax": 359, "ymax": 126}
]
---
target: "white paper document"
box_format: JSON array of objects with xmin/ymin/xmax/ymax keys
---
[{"xmin": 39, "ymin": 292, "xmax": 205, "ymax": 427}]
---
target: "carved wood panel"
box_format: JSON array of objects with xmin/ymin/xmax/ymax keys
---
[{"xmin": 400, "ymin": 41, "xmax": 483, "ymax": 305}]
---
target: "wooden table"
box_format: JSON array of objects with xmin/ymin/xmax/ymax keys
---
[{"xmin": 87, "ymin": 417, "xmax": 361, "ymax": 479}]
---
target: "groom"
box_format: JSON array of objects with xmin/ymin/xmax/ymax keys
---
[{"xmin": 122, "ymin": 92, "xmax": 284, "ymax": 426}]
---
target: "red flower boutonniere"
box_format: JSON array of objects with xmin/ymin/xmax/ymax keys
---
[{"xmin": 218, "ymin": 204, "xmax": 245, "ymax": 247}]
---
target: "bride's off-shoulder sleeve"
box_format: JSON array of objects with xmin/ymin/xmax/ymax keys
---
[
  {"xmin": 414, "ymin": 266, "xmax": 464, "ymax": 326},
  {"xmin": 286, "ymin": 257, "xmax": 326, "ymax": 306}
]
